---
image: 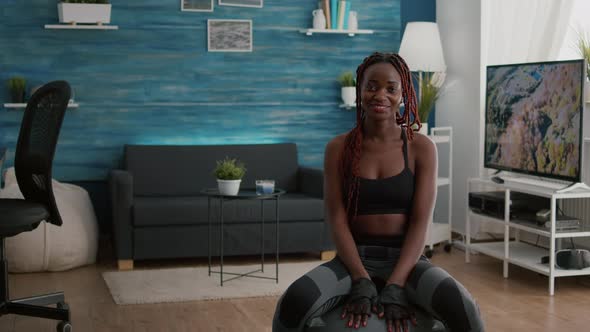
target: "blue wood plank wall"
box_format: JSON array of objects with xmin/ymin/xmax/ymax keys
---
[{"xmin": 0, "ymin": 0, "xmax": 434, "ymax": 181}]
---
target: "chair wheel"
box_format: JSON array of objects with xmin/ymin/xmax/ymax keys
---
[
  {"xmin": 57, "ymin": 321, "xmax": 72, "ymax": 332},
  {"xmin": 425, "ymin": 249, "xmax": 433, "ymax": 258},
  {"xmin": 444, "ymin": 243, "xmax": 452, "ymax": 253}
]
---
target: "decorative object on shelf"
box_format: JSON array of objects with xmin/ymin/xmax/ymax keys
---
[
  {"xmin": 399, "ymin": 22, "xmax": 446, "ymax": 134},
  {"xmin": 181, "ymin": 0, "xmax": 214, "ymax": 12},
  {"xmin": 58, "ymin": 0, "xmax": 111, "ymax": 25},
  {"xmin": 576, "ymin": 29, "xmax": 590, "ymax": 102},
  {"xmin": 208, "ymin": 19, "xmax": 253, "ymax": 52},
  {"xmin": 213, "ymin": 157, "xmax": 246, "ymax": 196},
  {"xmin": 347, "ymin": 10, "xmax": 358, "ymax": 31},
  {"xmin": 337, "ymin": 71, "xmax": 355, "ymax": 106},
  {"xmin": 7, "ymin": 76, "xmax": 26, "ymax": 103},
  {"xmin": 312, "ymin": 8, "xmax": 327, "ymax": 30},
  {"xmin": 218, "ymin": 0, "xmax": 263, "ymax": 8}
]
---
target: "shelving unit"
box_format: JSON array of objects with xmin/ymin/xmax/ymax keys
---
[
  {"xmin": 424, "ymin": 127, "xmax": 453, "ymax": 258},
  {"xmin": 44, "ymin": 24, "xmax": 118, "ymax": 30},
  {"xmin": 4, "ymin": 102, "xmax": 79, "ymax": 110},
  {"xmin": 465, "ymin": 177, "xmax": 590, "ymax": 295},
  {"xmin": 299, "ymin": 28, "xmax": 373, "ymax": 37}
]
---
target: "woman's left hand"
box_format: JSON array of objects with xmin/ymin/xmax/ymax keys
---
[{"xmin": 372, "ymin": 284, "xmax": 417, "ymax": 332}]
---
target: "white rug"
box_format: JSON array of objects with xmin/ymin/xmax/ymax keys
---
[{"xmin": 102, "ymin": 260, "xmax": 324, "ymax": 305}]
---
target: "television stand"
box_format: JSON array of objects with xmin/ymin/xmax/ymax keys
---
[
  {"xmin": 466, "ymin": 177, "xmax": 590, "ymax": 296},
  {"xmin": 555, "ymin": 182, "xmax": 590, "ymax": 193},
  {"xmin": 501, "ymin": 176, "xmax": 590, "ymax": 193}
]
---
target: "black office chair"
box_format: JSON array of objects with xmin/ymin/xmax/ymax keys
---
[{"xmin": 0, "ymin": 81, "xmax": 72, "ymax": 332}]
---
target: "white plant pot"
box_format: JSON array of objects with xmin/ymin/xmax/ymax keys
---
[
  {"xmin": 58, "ymin": 3, "xmax": 112, "ymax": 24},
  {"xmin": 418, "ymin": 123, "xmax": 429, "ymax": 135},
  {"xmin": 585, "ymin": 79, "xmax": 590, "ymax": 103},
  {"xmin": 217, "ymin": 179, "xmax": 241, "ymax": 196},
  {"xmin": 341, "ymin": 87, "xmax": 356, "ymax": 105}
]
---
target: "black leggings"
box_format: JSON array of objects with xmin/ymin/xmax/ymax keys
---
[{"xmin": 273, "ymin": 246, "xmax": 484, "ymax": 331}]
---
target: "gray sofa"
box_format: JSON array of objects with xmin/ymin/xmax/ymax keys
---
[{"xmin": 109, "ymin": 143, "xmax": 333, "ymax": 270}]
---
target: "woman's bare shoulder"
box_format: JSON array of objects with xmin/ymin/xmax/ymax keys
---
[
  {"xmin": 326, "ymin": 132, "xmax": 348, "ymax": 152},
  {"xmin": 409, "ymin": 131, "xmax": 437, "ymax": 159}
]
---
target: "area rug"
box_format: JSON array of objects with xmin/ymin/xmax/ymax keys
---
[{"xmin": 102, "ymin": 260, "xmax": 324, "ymax": 305}]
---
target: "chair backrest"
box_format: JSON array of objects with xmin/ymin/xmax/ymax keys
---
[{"xmin": 14, "ymin": 80, "xmax": 71, "ymax": 226}]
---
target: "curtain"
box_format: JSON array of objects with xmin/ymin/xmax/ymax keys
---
[{"xmin": 482, "ymin": 0, "xmax": 574, "ymax": 65}]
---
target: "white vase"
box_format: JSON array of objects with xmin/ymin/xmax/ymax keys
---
[
  {"xmin": 58, "ymin": 3, "xmax": 112, "ymax": 24},
  {"xmin": 341, "ymin": 87, "xmax": 356, "ymax": 105},
  {"xmin": 312, "ymin": 9, "xmax": 327, "ymax": 30},
  {"xmin": 217, "ymin": 179, "xmax": 241, "ymax": 196}
]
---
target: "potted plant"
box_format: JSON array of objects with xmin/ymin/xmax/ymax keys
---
[
  {"xmin": 338, "ymin": 71, "xmax": 356, "ymax": 106},
  {"xmin": 7, "ymin": 76, "xmax": 26, "ymax": 103},
  {"xmin": 213, "ymin": 157, "xmax": 246, "ymax": 196},
  {"xmin": 577, "ymin": 30, "xmax": 590, "ymax": 102},
  {"xmin": 58, "ymin": 0, "xmax": 111, "ymax": 25},
  {"xmin": 416, "ymin": 71, "xmax": 445, "ymax": 135}
]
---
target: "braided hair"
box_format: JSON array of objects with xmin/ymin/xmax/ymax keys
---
[{"xmin": 340, "ymin": 52, "xmax": 420, "ymax": 219}]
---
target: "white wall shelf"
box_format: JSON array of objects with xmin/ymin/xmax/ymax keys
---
[
  {"xmin": 4, "ymin": 102, "xmax": 79, "ymax": 109},
  {"xmin": 299, "ymin": 29, "xmax": 373, "ymax": 37},
  {"xmin": 339, "ymin": 103, "xmax": 355, "ymax": 109},
  {"xmin": 466, "ymin": 177, "xmax": 590, "ymax": 295},
  {"xmin": 44, "ymin": 24, "xmax": 118, "ymax": 30},
  {"xmin": 425, "ymin": 127, "xmax": 453, "ymax": 258}
]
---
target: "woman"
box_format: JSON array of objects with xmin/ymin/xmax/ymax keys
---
[{"xmin": 273, "ymin": 52, "xmax": 484, "ymax": 332}]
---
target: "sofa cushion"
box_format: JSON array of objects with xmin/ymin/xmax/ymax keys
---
[
  {"xmin": 133, "ymin": 193, "xmax": 324, "ymax": 227},
  {"xmin": 125, "ymin": 143, "xmax": 299, "ymax": 196}
]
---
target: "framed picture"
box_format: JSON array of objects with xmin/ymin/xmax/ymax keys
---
[
  {"xmin": 218, "ymin": 0, "xmax": 263, "ymax": 8},
  {"xmin": 181, "ymin": 0, "xmax": 214, "ymax": 12},
  {"xmin": 207, "ymin": 19, "xmax": 253, "ymax": 52}
]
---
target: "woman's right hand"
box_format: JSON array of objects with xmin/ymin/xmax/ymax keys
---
[{"xmin": 341, "ymin": 278, "xmax": 378, "ymax": 328}]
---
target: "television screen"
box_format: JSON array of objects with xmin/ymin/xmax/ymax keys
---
[{"xmin": 484, "ymin": 59, "xmax": 585, "ymax": 182}]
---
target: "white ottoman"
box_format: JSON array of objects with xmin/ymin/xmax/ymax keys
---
[{"xmin": 0, "ymin": 168, "xmax": 99, "ymax": 272}]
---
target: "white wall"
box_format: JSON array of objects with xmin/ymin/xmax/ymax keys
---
[
  {"xmin": 557, "ymin": 0, "xmax": 590, "ymax": 61},
  {"xmin": 435, "ymin": 0, "xmax": 482, "ymax": 235}
]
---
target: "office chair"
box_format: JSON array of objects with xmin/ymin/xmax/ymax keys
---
[{"xmin": 0, "ymin": 81, "xmax": 72, "ymax": 332}]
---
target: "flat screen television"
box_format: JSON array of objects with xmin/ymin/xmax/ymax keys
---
[{"xmin": 484, "ymin": 59, "xmax": 585, "ymax": 182}]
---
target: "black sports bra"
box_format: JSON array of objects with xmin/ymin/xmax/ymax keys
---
[{"xmin": 356, "ymin": 130, "xmax": 415, "ymax": 215}]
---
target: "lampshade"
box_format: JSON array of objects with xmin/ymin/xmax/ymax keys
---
[{"xmin": 398, "ymin": 22, "xmax": 446, "ymax": 72}]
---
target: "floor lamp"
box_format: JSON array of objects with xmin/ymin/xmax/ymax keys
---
[{"xmin": 398, "ymin": 22, "xmax": 446, "ymax": 115}]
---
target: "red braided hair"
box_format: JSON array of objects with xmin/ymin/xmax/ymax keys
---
[{"xmin": 340, "ymin": 52, "xmax": 420, "ymax": 219}]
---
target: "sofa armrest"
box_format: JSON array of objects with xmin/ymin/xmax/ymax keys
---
[
  {"xmin": 297, "ymin": 166, "xmax": 324, "ymax": 198},
  {"xmin": 109, "ymin": 169, "xmax": 134, "ymax": 260}
]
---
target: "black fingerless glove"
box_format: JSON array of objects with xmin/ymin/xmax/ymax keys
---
[
  {"xmin": 373, "ymin": 284, "xmax": 414, "ymax": 321},
  {"xmin": 343, "ymin": 278, "xmax": 378, "ymax": 316}
]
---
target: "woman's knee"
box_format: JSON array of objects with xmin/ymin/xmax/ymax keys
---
[
  {"xmin": 273, "ymin": 259, "xmax": 351, "ymax": 331},
  {"xmin": 407, "ymin": 261, "xmax": 484, "ymax": 331}
]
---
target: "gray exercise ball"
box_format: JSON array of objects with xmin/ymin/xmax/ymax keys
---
[{"xmin": 305, "ymin": 305, "xmax": 447, "ymax": 332}]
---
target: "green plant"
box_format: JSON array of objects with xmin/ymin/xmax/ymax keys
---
[
  {"xmin": 337, "ymin": 71, "xmax": 356, "ymax": 87},
  {"xmin": 417, "ymin": 72, "xmax": 445, "ymax": 123},
  {"xmin": 7, "ymin": 76, "xmax": 26, "ymax": 103},
  {"xmin": 576, "ymin": 30, "xmax": 590, "ymax": 80},
  {"xmin": 61, "ymin": 0, "xmax": 110, "ymax": 4},
  {"xmin": 213, "ymin": 157, "xmax": 246, "ymax": 180}
]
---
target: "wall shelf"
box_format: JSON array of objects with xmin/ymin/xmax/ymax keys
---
[
  {"xmin": 44, "ymin": 24, "xmax": 118, "ymax": 30},
  {"xmin": 4, "ymin": 102, "xmax": 79, "ymax": 109},
  {"xmin": 339, "ymin": 103, "xmax": 355, "ymax": 109},
  {"xmin": 299, "ymin": 28, "xmax": 373, "ymax": 37}
]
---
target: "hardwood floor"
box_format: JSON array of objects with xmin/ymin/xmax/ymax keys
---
[{"xmin": 1, "ymin": 245, "xmax": 590, "ymax": 332}]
